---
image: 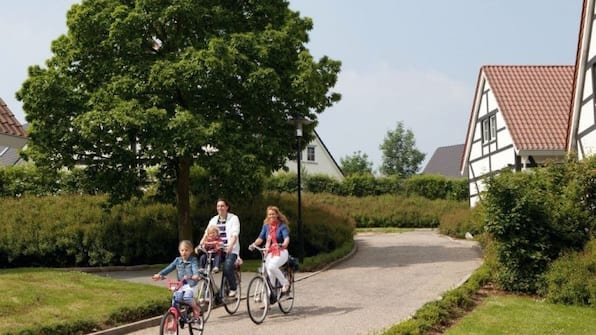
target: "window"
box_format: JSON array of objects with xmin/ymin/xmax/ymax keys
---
[
  {"xmin": 482, "ymin": 119, "xmax": 490, "ymax": 142},
  {"xmin": 307, "ymin": 146, "xmax": 315, "ymax": 161},
  {"xmin": 489, "ymin": 115, "xmax": 497, "ymax": 139},
  {"xmin": 482, "ymin": 115, "xmax": 497, "ymax": 143}
]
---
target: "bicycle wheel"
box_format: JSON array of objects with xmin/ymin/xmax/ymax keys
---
[
  {"xmin": 196, "ymin": 279, "xmax": 214, "ymax": 321},
  {"xmin": 187, "ymin": 315, "xmax": 204, "ymax": 335},
  {"xmin": 222, "ymin": 270, "xmax": 241, "ymax": 314},
  {"xmin": 246, "ymin": 276, "xmax": 268, "ymax": 324},
  {"xmin": 278, "ymin": 267, "xmax": 295, "ymax": 313},
  {"xmin": 159, "ymin": 310, "xmax": 178, "ymax": 335}
]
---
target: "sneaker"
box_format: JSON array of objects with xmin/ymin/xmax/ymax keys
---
[
  {"xmin": 212, "ymin": 267, "xmax": 219, "ymax": 273},
  {"xmin": 228, "ymin": 290, "xmax": 236, "ymax": 297},
  {"xmin": 282, "ymin": 284, "xmax": 290, "ymax": 293}
]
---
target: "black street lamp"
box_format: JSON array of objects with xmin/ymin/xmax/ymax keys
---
[{"xmin": 288, "ymin": 117, "xmax": 312, "ymax": 264}]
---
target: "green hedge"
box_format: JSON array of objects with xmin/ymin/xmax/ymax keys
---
[
  {"xmin": 306, "ymin": 193, "xmax": 468, "ymax": 228},
  {"xmin": 266, "ymin": 172, "xmax": 468, "ymax": 201}
]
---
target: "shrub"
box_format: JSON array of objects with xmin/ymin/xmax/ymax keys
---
[
  {"xmin": 482, "ymin": 157, "xmax": 596, "ymax": 294},
  {"xmin": 541, "ymin": 239, "xmax": 596, "ymax": 306}
]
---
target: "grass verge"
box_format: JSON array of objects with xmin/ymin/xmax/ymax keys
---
[
  {"xmin": 0, "ymin": 268, "xmax": 167, "ymax": 335},
  {"xmin": 444, "ymin": 294, "xmax": 596, "ymax": 335}
]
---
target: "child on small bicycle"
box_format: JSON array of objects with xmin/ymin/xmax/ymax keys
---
[
  {"xmin": 152, "ymin": 240, "xmax": 201, "ymax": 321},
  {"xmin": 197, "ymin": 225, "xmax": 224, "ymax": 273},
  {"xmin": 249, "ymin": 206, "xmax": 291, "ymax": 293}
]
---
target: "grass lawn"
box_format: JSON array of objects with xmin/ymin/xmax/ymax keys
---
[
  {"xmin": 445, "ymin": 294, "xmax": 596, "ymax": 335},
  {"xmin": 0, "ymin": 268, "xmax": 167, "ymax": 335}
]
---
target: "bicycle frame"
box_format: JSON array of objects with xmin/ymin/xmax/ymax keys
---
[
  {"xmin": 196, "ymin": 245, "xmax": 241, "ymax": 321},
  {"xmin": 246, "ymin": 245, "xmax": 295, "ymax": 324}
]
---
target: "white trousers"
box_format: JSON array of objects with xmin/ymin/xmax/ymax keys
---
[{"xmin": 265, "ymin": 249, "xmax": 289, "ymax": 288}]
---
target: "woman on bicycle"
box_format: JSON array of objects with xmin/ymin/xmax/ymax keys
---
[
  {"xmin": 249, "ymin": 206, "xmax": 291, "ymax": 293},
  {"xmin": 198, "ymin": 198, "xmax": 240, "ymax": 297}
]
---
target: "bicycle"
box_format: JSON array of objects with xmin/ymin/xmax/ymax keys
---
[
  {"xmin": 246, "ymin": 245, "xmax": 295, "ymax": 324},
  {"xmin": 158, "ymin": 279, "xmax": 204, "ymax": 335},
  {"xmin": 195, "ymin": 244, "xmax": 242, "ymax": 321}
]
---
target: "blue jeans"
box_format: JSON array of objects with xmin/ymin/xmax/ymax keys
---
[{"xmin": 223, "ymin": 253, "xmax": 238, "ymax": 291}]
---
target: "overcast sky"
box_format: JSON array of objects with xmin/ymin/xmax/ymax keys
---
[{"xmin": 0, "ymin": 0, "xmax": 583, "ymax": 171}]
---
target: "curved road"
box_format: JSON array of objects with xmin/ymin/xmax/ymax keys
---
[{"xmin": 124, "ymin": 230, "xmax": 482, "ymax": 335}]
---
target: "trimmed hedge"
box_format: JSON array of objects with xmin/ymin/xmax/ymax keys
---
[
  {"xmin": 266, "ymin": 172, "xmax": 468, "ymax": 201},
  {"xmin": 307, "ymin": 193, "xmax": 468, "ymax": 228}
]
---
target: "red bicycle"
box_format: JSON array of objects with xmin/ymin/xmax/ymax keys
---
[{"xmin": 159, "ymin": 279, "xmax": 204, "ymax": 335}]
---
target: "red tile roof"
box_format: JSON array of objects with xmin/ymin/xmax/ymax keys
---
[
  {"xmin": 482, "ymin": 65, "xmax": 574, "ymax": 151},
  {"xmin": 0, "ymin": 97, "xmax": 27, "ymax": 138}
]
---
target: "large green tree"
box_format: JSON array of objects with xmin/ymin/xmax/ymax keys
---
[
  {"xmin": 340, "ymin": 150, "xmax": 373, "ymax": 176},
  {"xmin": 379, "ymin": 121, "xmax": 425, "ymax": 177},
  {"xmin": 17, "ymin": 0, "xmax": 341, "ymax": 241}
]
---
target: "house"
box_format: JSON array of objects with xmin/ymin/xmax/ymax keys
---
[
  {"xmin": 460, "ymin": 66, "xmax": 574, "ymax": 207},
  {"xmin": 422, "ymin": 144, "xmax": 466, "ymax": 179},
  {"xmin": 567, "ymin": 0, "xmax": 596, "ymax": 159},
  {"xmin": 284, "ymin": 129, "xmax": 344, "ymax": 180},
  {"xmin": 0, "ymin": 98, "xmax": 27, "ymax": 166}
]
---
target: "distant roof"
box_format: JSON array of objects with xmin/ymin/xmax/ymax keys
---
[
  {"xmin": 422, "ymin": 144, "xmax": 465, "ymax": 179},
  {"xmin": 482, "ymin": 65, "xmax": 574, "ymax": 151},
  {"xmin": 0, "ymin": 97, "xmax": 27, "ymax": 139}
]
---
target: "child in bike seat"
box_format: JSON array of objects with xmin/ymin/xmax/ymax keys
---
[
  {"xmin": 198, "ymin": 225, "xmax": 224, "ymax": 273},
  {"xmin": 152, "ymin": 240, "xmax": 201, "ymax": 321}
]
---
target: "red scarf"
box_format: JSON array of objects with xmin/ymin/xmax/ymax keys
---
[{"xmin": 267, "ymin": 221, "xmax": 280, "ymax": 256}]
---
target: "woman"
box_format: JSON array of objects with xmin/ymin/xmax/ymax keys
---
[
  {"xmin": 249, "ymin": 206, "xmax": 291, "ymax": 292},
  {"xmin": 198, "ymin": 198, "xmax": 240, "ymax": 297}
]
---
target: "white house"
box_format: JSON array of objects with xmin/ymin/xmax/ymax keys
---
[
  {"xmin": 460, "ymin": 65, "xmax": 574, "ymax": 206},
  {"xmin": 284, "ymin": 129, "xmax": 344, "ymax": 180},
  {"xmin": 0, "ymin": 98, "xmax": 28, "ymax": 166},
  {"xmin": 568, "ymin": 0, "xmax": 596, "ymax": 159}
]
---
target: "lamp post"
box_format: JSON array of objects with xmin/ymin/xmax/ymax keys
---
[{"xmin": 288, "ymin": 117, "xmax": 312, "ymax": 264}]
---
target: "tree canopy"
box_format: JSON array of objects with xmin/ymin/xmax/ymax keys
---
[
  {"xmin": 17, "ymin": 0, "xmax": 341, "ymax": 240},
  {"xmin": 379, "ymin": 121, "xmax": 425, "ymax": 177},
  {"xmin": 340, "ymin": 150, "xmax": 373, "ymax": 176}
]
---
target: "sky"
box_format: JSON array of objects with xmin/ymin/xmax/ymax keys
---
[{"xmin": 0, "ymin": 0, "xmax": 584, "ymax": 171}]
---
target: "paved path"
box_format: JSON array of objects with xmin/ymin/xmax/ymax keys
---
[{"xmin": 95, "ymin": 230, "xmax": 482, "ymax": 335}]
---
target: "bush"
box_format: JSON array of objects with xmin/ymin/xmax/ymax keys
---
[
  {"xmin": 541, "ymin": 239, "xmax": 596, "ymax": 306},
  {"xmin": 482, "ymin": 157, "xmax": 596, "ymax": 294}
]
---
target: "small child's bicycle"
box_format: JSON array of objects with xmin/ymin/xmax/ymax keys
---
[
  {"xmin": 246, "ymin": 245, "xmax": 295, "ymax": 324},
  {"xmin": 159, "ymin": 279, "xmax": 204, "ymax": 335}
]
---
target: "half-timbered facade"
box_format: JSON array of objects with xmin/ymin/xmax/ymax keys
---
[
  {"xmin": 461, "ymin": 66, "xmax": 574, "ymax": 206},
  {"xmin": 568, "ymin": 0, "xmax": 596, "ymax": 159}
]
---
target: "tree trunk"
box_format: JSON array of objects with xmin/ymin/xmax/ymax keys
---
[{"xmin": 176, "ymin": 157, "xmax": 192, "ymax": 241}]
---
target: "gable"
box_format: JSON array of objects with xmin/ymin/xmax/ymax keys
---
[
  {"xmin": 284, "ymin": 129, "xmax": 344, "ymax": 180},
  {"xmin": 461, "ymin": 66, "xmax": 573, "ymax": 206},
  {"xmin": 568, "ymin": 0, "xmax": 596, "ymax": 159}
]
